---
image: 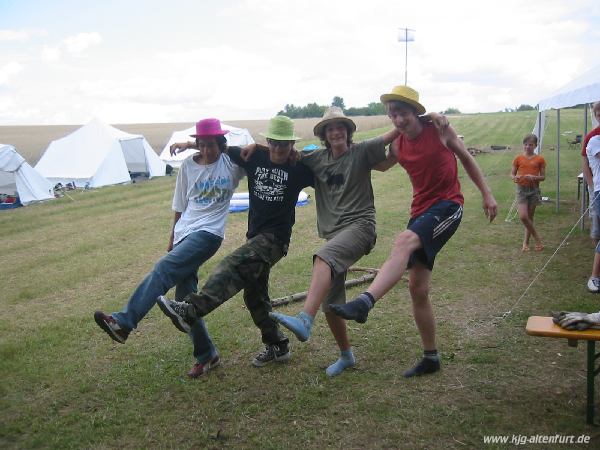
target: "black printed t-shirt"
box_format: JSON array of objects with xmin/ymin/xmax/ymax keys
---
[{"xmin": 228, "ymin": 147, "xmax": 314, "ymax": 245}]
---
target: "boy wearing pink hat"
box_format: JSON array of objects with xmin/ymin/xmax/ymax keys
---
[
  {"xmin": 158, "ymin": 115, "xmax": 314, "ymax": 371},
  {"xmin": 95, "ymin": 118, "xmax": 245, "ymax": 378},
  {"xmin": 330, "ymin": 85, "xmax": 497, "ymax": 377}
]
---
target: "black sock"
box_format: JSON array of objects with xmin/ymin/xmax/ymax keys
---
[
  {"xmin": 361, "ymin": 291, "xmax": 375, "ymax": 308},
  {"xmin": 424, "ymin": 349, "xmax": 439, "ymax": 360}
]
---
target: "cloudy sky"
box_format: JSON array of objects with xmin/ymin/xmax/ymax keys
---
[{"xmin": 0, "ymin": 0, "xmax": 598, "ymax": 125}]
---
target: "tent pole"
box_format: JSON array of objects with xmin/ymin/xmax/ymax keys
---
[
  {"xmin": 404, "ymin": 28, "xmax": 408, "ymax": 85},
  {"xmin": 537, "ymin": 110, "xmax": 542, "ymax": 154},
  {"xmin": 584, "ymin": 103, "xmax": 589, "ymax": 137},
  {"xmin": 581, "ymin": 104, "xmax": 589, "ymax": 232},
  {"xmin": 556, "ymin": 109, "xmax": 560, "ymax": 213}
]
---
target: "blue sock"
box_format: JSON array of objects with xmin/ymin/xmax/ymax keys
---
[
  {"xmin": 326, "ymin": 348, "xmax": 356, "ymax": 377},
  {"xmin": 269, "ymin": 311, "xmax": 314, "ymax": 342}
]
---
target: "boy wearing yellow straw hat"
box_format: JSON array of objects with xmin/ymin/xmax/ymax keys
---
[
  {"xmin": 329, "ymin": 85, "xmax": 497, "ymax": 377},
  {"xmin": 269, "ymin": 106, "xmax": 447, "ymax": 377},
  {"xmin": 158, "ymin": 116, "xmax": 314, "ymax": 373}
]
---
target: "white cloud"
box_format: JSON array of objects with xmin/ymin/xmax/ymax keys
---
[
  {"xmin": 41, "ymin": 46, "xmax": 61, "ymax": 62},
  {"xmin": 0, "ymin": 61, "xmax": 24, "ymax": 85},
  {"xmin": 0, "ymin": 30, "xmax": 31, "ymax": 41},
  {"xmin": 62, "ymin": 32, "xmax": 102, "ymax": 54},
  {"xmin": 0, "ymin": 0, "xmax": 598, "ymax": 124}
]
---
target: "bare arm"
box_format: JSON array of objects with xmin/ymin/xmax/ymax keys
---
[
  {"xmin": 240, "ymin": 143, "xmax": 269, "ymax": 161},
  {"xmin": 167, "ymin": 211, "xmax": 182, "ymax": 252},
  {"xmin": 379, "ymin": 128, "xmax": 401, "ymax": 145},
  {"xmin": 583, "ymin": 155, "xmax": 594, "ymax": 189},
  {"xmin": 536, "ymin": 165, "xmax": 546, "ymax": 182},
  {"xmin": 373, "ymin": 146, "xmax": 398, "ymax": 172},
  {"xmin": 442, "ymin": 125, "xmax": 498, "ymax": 222},
  {"xmin": 422, "ymin": 112, "xmax": 449, "ymax": 133},
  {"xmin": 510, "ymin": 164, "xmax": 518, "ymax": 182},
  {"xmin": 170, "ymin": 141, "xmax": 197, "ymax": 156}
]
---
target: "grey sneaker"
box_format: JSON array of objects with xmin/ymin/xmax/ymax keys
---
[
  {"xmin": 157, "ymin": 296, "xmax": 194, "ymax": 333},
  {"xmin": 587, "ymin": 277, "xmax": 600, "ymax": 293},
  {"xmin": 94, "ymin": 311, "xmax": 130, "ymax": 344},
  {"xmin": 252, "ymin": 340, "xmax": 291, "ymax": 367}
]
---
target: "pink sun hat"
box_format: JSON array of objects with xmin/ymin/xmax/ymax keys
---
[{"xmin": 190, "ymin": 118, "xmax": 230, "ymax": 138}]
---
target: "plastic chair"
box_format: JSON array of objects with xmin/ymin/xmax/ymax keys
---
[{"xmin": 568, "ymin": 134, "xmax": 582, "ymax": 149}]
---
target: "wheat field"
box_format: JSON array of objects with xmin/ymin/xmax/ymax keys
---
[{"xmin": 0, "ymin": 116, "xmax": 394, "ymax": 166}]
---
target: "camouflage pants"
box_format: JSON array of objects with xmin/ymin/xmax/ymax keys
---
[{"xmin": 185, "ymin": 233, "xmax": 288, "ymax": 345}]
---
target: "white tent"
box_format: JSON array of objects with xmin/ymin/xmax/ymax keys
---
[
  {"xmin": 159, "ymin": 123, "xmax": 254, "ymax": 168},
  {"xmin": 535, "ymin": 65, "xmax": 600, "ymax": 212},
  {"xmin": 0, "ymin": 144, "xmax": 54, "ymax": 205},
  {"xmin": 35, "ymin": 118, "xmax": 166, "ymax": 188},
  {"xmin": 539, "ymin": 66, "xmax": 600, "ymax": 112}
]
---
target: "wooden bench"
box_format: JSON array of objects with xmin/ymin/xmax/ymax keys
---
[{"xmin": 526, "ymin": 316, "xmax": 600, "ymax": 424}]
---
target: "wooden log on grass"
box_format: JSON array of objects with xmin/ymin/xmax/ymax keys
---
[{"xmin": 271, "ymin": 267, "xmax": 379, "ymax": 307}]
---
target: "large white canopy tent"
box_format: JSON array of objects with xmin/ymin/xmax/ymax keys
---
[
  {"xmin": 0, "ymin": 144, "xmax": 54, "ymax": 205},
  {"xmin": 535, "ymin": 64, "xmax": 600, "ymax": 213},
  {"xmin": 35, "ymin": 118, "xmax": 166, "ymax": 188},
  {"xmin": 159, "ymin": 123, "xmax": 254, "ymax": 168}
]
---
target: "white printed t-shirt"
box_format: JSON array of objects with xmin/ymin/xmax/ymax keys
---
[{"xmin": 172, "ymin": 153, "xmax": 245, "ymax": 245}]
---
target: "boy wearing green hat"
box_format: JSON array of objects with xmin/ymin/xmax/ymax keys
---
[
  {"xmin": 158, "ymin": 116, "xmax": 314, "ymax": 371},
  {"xmin": 329, "ymin": 85, "xmax": 497, "ymax": 377}
]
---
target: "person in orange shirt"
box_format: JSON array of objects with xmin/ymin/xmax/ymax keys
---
[{"xmin": 511, "ymin": 133, "xmax": 546, "ymax": 252}]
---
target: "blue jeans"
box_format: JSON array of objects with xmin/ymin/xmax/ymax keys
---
[
  {"xmin": 594, "ymin": 192, "xmax": 600, "ymax": 254},
  {"xmin": 112, "ymin": 230, "xmax": 222, "ymax": 363}
]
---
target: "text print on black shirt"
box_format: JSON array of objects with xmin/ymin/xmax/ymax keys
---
[{"xmin": 253, "ymin": 167, "xmax": 289, "ymax": 202}]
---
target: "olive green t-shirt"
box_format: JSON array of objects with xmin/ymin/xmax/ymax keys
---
[{"xmin": 300, "ymin": 137, "xmax": 386, "ymax": 239}]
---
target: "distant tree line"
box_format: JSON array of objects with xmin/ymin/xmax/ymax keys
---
[
  {"xmin": 502, "ymin": 104, "xmax": 536, "ymax": 113},
  {"xmin": 441, "ymin": 107, "xmax": 461, "ymax": 115},
  {"xmin": 277, "ymin": 96, "xmax": 386, "ymax": 118},
  {"xmin": 276, "ymin": 99, "xmax": 544, "ymax": 118}
]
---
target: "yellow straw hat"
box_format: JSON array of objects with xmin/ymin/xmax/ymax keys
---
[{"xmin": 380, "ymin": 85, "xmax": 426, "ymax": 115}]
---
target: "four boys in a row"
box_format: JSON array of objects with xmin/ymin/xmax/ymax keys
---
[{"xmin": 95, "ymin": 84, "xmax": 498, "ymax": 378}]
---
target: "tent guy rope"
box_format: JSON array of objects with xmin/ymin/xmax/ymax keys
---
[{"xmin": 500, "ymin": 191, "xmax": 600, "ymax": 320}]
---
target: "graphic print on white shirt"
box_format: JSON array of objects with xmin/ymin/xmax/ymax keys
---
[
  {"xmin": 192, "ymin": 175, "xmax": 236, "ymax": 205},
  {"xmin": 172, "ymin": 153, "xmax": 245, "ymax": 244}
]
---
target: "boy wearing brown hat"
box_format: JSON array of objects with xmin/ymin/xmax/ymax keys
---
[
  {"xmin": 270, "ymin": 106, "xmax": 445, "ymax": 376},
  {"xmin": 94, "ymin": 118, "xmax": 245, "ymax": 377},
  {"xmin": 330, "ymin": 86, "xmax": 497, "ymax": 377},
  {"xmin": 158, "ymin": 116, "xmax": 314, "ymax": 372}
]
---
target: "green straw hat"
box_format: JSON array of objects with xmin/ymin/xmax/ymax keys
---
[{"xmin": 260, "ymin": 115, "xmax": 301, "ymax": 141}]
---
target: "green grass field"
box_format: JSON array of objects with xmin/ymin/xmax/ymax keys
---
[{"xmin": 2, "ymin": 109, "xmax": 599, "ymax": 449}]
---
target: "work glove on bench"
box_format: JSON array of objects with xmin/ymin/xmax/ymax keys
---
[{"xmin": 551, "ymin": 311, "xmax": 600, "ymax": 331}]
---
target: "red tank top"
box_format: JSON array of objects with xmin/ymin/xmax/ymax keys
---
[{"xmin": 393, "ymin": 123, "xmax": 464, "ymax": 218}]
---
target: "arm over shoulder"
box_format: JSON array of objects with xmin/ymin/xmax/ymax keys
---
[
  {"xmin": 226, "ymin": 146, "xmax": 246, "ymax": 167},
  {"xmin": 358, "ymin": 136, "xmax": 387, "ymax": 167}
]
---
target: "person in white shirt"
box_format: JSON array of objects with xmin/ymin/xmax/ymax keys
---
[
  {"xmin": 94, "ymin": 118, "xmax": 245, "ymax": 378},
  {"xmin": 585, "ymin": 135, "xmax": 600, "ymax": 293}
]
